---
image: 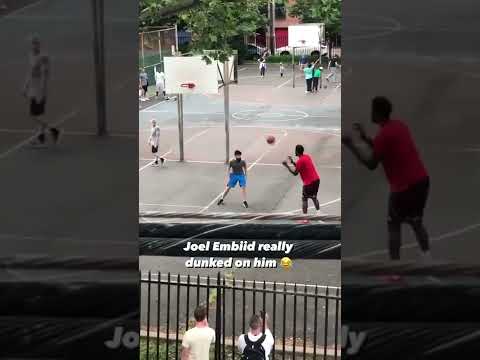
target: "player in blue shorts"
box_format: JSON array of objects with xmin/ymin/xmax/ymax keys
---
[{"xmin": 217, "ymin": 150, "xmax": 248, "ymax": 208}]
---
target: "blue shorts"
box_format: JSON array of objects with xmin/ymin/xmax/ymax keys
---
[{"xmin": 228, "ymin": 174, "xmax": 246, "ymax": 188}]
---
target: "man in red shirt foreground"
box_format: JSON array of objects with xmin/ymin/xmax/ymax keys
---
[
  {"xmin": 282, "ymin": 144, "xmax": 321, "ymax": 215},
  {"xmin": 342, "ymin": 96, "xmax": 431, "ymax": 260}
]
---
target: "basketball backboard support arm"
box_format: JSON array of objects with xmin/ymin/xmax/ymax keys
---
[
  {"xmin": 92, "ymin": 0, "xmax": 107, "ymax": 136},
  {"xmin": 223, "ymin": 60, "xmax": 230, "ymax": 164}
]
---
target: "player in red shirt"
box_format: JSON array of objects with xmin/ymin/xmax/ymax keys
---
[
  {"xmin": 282, "ymin": 145, "xmax": 321, "ymax": 215},
  {"xmin": 342, "ymin": 96, "xmax": 431, "ymax": 260}
]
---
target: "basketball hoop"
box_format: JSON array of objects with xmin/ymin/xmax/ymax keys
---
[{"xmin": 180, "ymin": 82, "xmax": 196, "ymax": 89}]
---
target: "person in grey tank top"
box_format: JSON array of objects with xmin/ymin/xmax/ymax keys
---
[{"xmin": 217, "ymin": 150, "xmax": 248, "ymax": 208}]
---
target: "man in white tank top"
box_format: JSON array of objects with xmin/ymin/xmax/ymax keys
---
[
  {"xmin": 23, "ymin": 35, "xmax": 60, "ymax": 144},
  {"xmin": 148, "ymin": 119, "xmax": 164, "ymax": 166}
]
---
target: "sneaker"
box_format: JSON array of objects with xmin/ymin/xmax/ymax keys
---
[
  {"xmin": 50, "ymin": 128, "xmax": 60, "ymax": 144},
  {"xmin": 217, "ymin": 198, "xmax": 224, "ymax": 206},
  {"xmin": 243, "ymin": 201, "xmax": 248, "ymax": 208},
  {"xmin": 154, "ymin": 160, "xmax": 158, "ymax": 166}
]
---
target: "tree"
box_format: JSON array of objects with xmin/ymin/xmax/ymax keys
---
[
  {"xmin": 139, "ymin": 0, "xmax": 199, "ymax": 28},
  {"xmin": 179, "ymin": 0, "xmax": 267, "ymax": 62},
  {"xmin": 289, "ymin": 0, "xmax": 341, "ymax": 40}
]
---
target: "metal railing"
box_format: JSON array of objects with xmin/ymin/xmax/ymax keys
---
[{"xmin": 140, "ymin": 273, "xmax": 341, "ymax": 359}]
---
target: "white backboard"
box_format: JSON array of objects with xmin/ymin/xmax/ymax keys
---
[
  {"xmin": 288, "ymin": 23, "xmax": 324, "ymax": 47},
  {"xmin": 164, "ymin": 56, "xmax": 219, "ymax": 94}
]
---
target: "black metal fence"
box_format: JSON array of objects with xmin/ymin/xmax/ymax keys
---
[{"xmin": 140, "ymin": 273, "xmax": 341, "ymax": 360}]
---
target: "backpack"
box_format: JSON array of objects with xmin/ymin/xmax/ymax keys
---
[{"xmin": 241, "ymin": 333, "xmax": 266, "ymax": 360}]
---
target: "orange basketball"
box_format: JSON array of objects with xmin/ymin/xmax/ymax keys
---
[{"xmin": 266, "ymin": 135, "xmax": 275, "ymax": 144}]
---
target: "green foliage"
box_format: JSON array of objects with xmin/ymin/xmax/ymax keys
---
[
  {"xmin": 288, "ymin": 0, "xmax": 341, "ymax": 39},
  {"xmin": 139, "ymin": 0, "xmax": 198, "ymax": 28},
  {"xmin": 179, "ymin": 0, "xmax": 267, "ymax": 62}
]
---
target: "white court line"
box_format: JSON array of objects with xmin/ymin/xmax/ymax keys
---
[
  {"xmin": 139, "ymin": 100, "xmax": 169, "ymax": 112},
  {"xmin": 140, "ymin": 203, "xmax": 204, "ymax": 209},
  {"xmin": 0, "ymin": 128, "xmax": 136, "ymax": 138},
  {"xmin": 143, "ymin": 110, "xmax": 224, "ymax": 115},
  {"xmin": 144, "ymin": 125, "xmax": 340, "ymax": 132},
  {"xmin": 276, "ymin": 74, "xmax": 304, "ymax": 89},
  {"xmin": 0, "ymin": 0, "xmax": 45, "ymax": 22},
  {"xmin": 288, "ymin": 198, "xmax": 341, "ymax": 215},
  {"xmin": 238, "ymin": 67, "xmax": 247, "ymax": 72},
  {"xmin": 344, "ymin": 222, "xmax": 480, "ymax": 260},
  {"xmin": 198, "ymin": 130, "xmax": 289, "ymax": 213},
  {"xmin": 0, "ymin": 110, "xmax": 77, "ymax": 160},
  {"xmin": 424, "ymin": 330, "xmax": 480, "ymax": 355},
  {"xmin": 161, "ymin": 197, "xmax": 340, "ymax": 253},
  {"xmin": 139, "ymin": 129, "xmax": 209, "ymax": 172},
  {"xmin": 141, "ymin": 109, "xmax": 169, "ymax": 113},
  {"xmin": 139, "ymin": 158, "xmax": 341, "ymax": 168}
]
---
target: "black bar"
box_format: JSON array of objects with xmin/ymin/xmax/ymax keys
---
[
  {"xmin": 215, "ymin": 273, "xmax": 222, "ymax": 360},
  {"xmin": 175, "ymin": 274, "xmax": 180, "ymax": 360},
  {"xmin": 262, "ymin": 281, "xmax": 266, "ymax": 333},
  {"xmin": 282, "ymin": 282, "xmax": 286, "ymax": 360},
  {"xmin": 323, "ymin": 287, "xmax": 329, "ymax": 360},
  {"xmin": 334, "ymin": 288, "xmax": 339, "ymax": 360},
  {"xmin": 222, "ymin": 277, "xmax": 226, "ymax": 360},
  {"xmin": 272, "ymin": 281, "xmax": 276, "ymax": 360},
  {"xmin": 146, "ymin": 272, "xmax": 151, "ymax": 360},
  {"xmin": 242, "ymin": 279, "xmax": 246, "ymax": 335},
  {"xmin": 206, "ymin": 275, "xmax": 210, "ymax": 320},
  {"xmin": 252, "ymin": 280, "xmax": 256, "ymax": 316},
  {"xmin": 141, "ymin": 278, "xmax": 339, "ymax": 300},
  {"xmin": 186, "ymin": 275, "xmax": 190, "ymax": 331},
  {"xmin": 196, "ymin": 275, "xmax": 200, "ymax": 307},
  {"xmin": 157, "ymin": 272, "xmax": 161, "ymax": 360},
  {"xmin": 166, "ymin": 273, "xmax": 171, "ymax": 360},
  {"xmin": 313, "ymin": 285, "xmax": 318, "ymax": 360},
  {"xmin": 232, "ymin": 278, "xmax": 236, "ymax": 360},
  {"xmin": 303, "ymin": 285, "xmax": 307, "ymax": 360},
  {"xmin": 91, "ymin": 0, "xmax": 107, "ymax": 135},
  {"xmin": 293, "ymin": 283, "xmax": 297, "ymax": 360}
]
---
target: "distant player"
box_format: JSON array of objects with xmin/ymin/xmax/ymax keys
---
[
  {"xmin": 342, "ymin": 96, "xmax": 431, "ymax": 260},
  {"xmin": 258, "ymin": 58, "xmax": 267, "ymax": 78},
  {"xmin": 303, "ymin": 63, "xmax": 313, "ymax": 93},
  {"xmin": 279, "ymin": 62, "xmax": 285, "ymax": 77},
  {"xmin": 326, "ymin": 54, "xmax": 340, "ymax": 83},
  {"xmin": 148, "ymin": 119, "xmax": 164, "ymax": 166},
  {"xmin": 139, "ymin": 68, "xmax": 149, "ymax": 101},
  {"xmin": 312, "ymin": 60, "xmax": 322, "ymax": 93},
  {"xmin": 155, "ymin": 68, "xmax": 169, "ymax": 100},
  {"xmin": 23, "ymin": 35, "xmax": 60, "ymax": 145},
  {"xmin": 282, "ymin": 145, "xmax": 321, "ymax": 215},
  {"xmin": 217, "ymin": 150, "xmax": 248, "ymax": 208}
]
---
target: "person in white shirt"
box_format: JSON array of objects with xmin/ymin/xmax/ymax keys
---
[
  {"xmin": 23, "ymin": 35, "xmax": 60, "ymax": 145},
  {"xmin": 238, "ymin": 313, "xmax": 275, "ymax": 360},
  {"xmin": 154, "ymin": 69, "xmax": 168, "ymax": 100},
  {"xmin": 181, "ymin": 305, "xmax": 216, "ymax": 360},
  {"xmin": 258, "ymin": 58, "xmax": 267, "ymax": 78},
  {"xmin": 148, "ymin": 119, "xmax": 164, "ymax": 166}
]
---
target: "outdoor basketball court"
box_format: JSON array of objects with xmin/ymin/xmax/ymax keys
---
[
  {"xmin": 342, "ymin": 0, "xmax": 480, "ymax": 262},
  {"xmin": 0, "ymin": 0, "xmax": 138, "ymax": 258},
  {"xmin": 139, "ymin": 62, "xmax": 341, "ymax": 219}
]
